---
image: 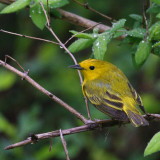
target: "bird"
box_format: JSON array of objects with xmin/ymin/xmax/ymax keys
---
[{"xmin": 70, "ymin": 59, "xmax": 149, "ymax": 127}]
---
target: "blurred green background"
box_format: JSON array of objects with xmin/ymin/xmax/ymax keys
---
[{"xmin": 0, "ymin": 0, "xmax": 160, "ymax": 159}]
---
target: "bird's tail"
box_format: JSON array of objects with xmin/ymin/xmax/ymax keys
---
[{"xmin": 124, "ymin": 108, "xmax": 149, "ymax": 127}]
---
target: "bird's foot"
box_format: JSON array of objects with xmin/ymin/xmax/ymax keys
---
[{"xmin": 145, "ymin": 113, "xmax": 155, "ymax": 121}]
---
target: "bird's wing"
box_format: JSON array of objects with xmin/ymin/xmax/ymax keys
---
[
  {"xmin": 127, "ymin": 82, "xmax": 146, "ymax": 113},
  {"xmin": 102, "ymin": 69, "xmax": 144, "ymax": 108},
  {"xmin": 82, "ymin": 82, "xmax": 102, "ymax": 106},
  {"xmin": 127, "ymin": 82, "xmax": 143, "ymax": 106},
  {"xmin": 83, "ymin": 80, "xmax": 124, "ymax": 111}
]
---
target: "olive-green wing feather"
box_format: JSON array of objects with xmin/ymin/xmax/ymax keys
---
[
  {"xmin": 101, "ymin": 67, "xmax": 146, "ymax": 114},
  {"xmin": 127, "ymin": 82, "xmax": 146, "ymax": 114},
  {"xmin": 127, "ymin": 82, "xmax": 142, "ymax": 105},
  {"xmin": 83, "ymin": 80, "xmax": 124, "ymax": 111}
]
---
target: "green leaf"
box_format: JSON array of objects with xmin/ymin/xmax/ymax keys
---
[
  {"xmin": 68, "ymin": 38, "xmax": 94, "ymax": 53},
  {"xmin": 144, "ymin": 132, "xmax": 160, "ymax": 156},
  {"xmin": 152, "ymin": 41, "xmax": 160, "ymax": 48},
  {"xmin": 110, "ymin": 19, "xmax": 126, "ymax": 33},
  {"xmin": 0, "ymin": 114, "xmax": 16, "ymax": 137},
  {"xmin": 93, "ymin": 27, "xmax": 99, "ymax": 34},
  {"xmin": 156, "ymin": 12, "xmax": 160, "ymax": 18},
  {"xmin": 149, "ymin": 21, "xmax": 160, "ymax": 40},
  {"xmin": 126, "ymin": 28, "xmax": 146, "ymax": 38},
  {"xmin": 147, "ymin": 3, "xmax": 160, "ymax": 14},
  {"xmin": 152, "ymin": 46, "xmax": 160, "ymax": 56},
  {"xmin": 40, "ymin": 0, "xmax": 69, "ymax": 8},
  {"xmin": 70, "ymin": 30, "xmax": 95, "ymax": 39},
  {"xmin": 129, "ymin": 14, "xmax": 143, "ymax": 22},
  {"xmin": 30, "ymin": 3, "xmax": 46, "ymax": 30},
  {"xmin": 0, "ymin": 70, "xmax": 16, "ymax": 91},
  {"xmin": 134, "ymin": 40, "xmax": 151, "ymax": 67},
  {"xmin": 151, "ymin": 0, "xmax": 160, "ymax": 5},
  {"xmin": 93, "ymin": 33, "xmax": 112, "ymax": 60},
  {"xmin": 1, "ymin": 0, "xmax": 30, "ymax": 14},
  {"xmin": 113, "ymin": 30, "xmax": 127, "ymax": 38}
]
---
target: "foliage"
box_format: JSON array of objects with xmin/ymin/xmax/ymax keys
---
[
  {"xmin": 69, "ymin": 19, "xmax": 127, "ymax": 60},
  {"xmin": 1, "ymin": 0, "xmax": 30, "ymax": 14},
  {"xmin": 1, "ymin": 0, "xmax": 69, "ymax": 29},
  {"xmin": 1, "ymin": 0, "xmax": 160, "ymax": 64},
  {"xmin": 134, "ymin": 40, "xmax": 151, "ymax": 67}
]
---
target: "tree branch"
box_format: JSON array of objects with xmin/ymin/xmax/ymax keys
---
[
  {"xmin": 0, "ymin": 0, "xmax": 14, "ymax": 4},
  {"xmin": 0, "ymin": 0, "xmax": 110, "ymax": 32},
  {"xmin": 4, "ymin": 114, "xmax": 160, "ymax": 150},
  {"xmin": 0, "ymin": 29, "xmax": 59, "ymax": 45},
  {"xmin": 60, "ymin": 129, "xmax": 70, "ymax": 160},
  {"xmin": 57, "ymin": 9, "xmax": 110, "ymax": 32},
  {"xmin": 0, "ymin": 60, "xmax": 88, "ymax": 124},
  {"xmin": 71, "ymin": 0, "xmax": 114, "ymax": 21}
]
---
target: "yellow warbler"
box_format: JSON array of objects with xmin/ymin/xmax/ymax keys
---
[{"xmin": 70, "ymin": 59, "xmax": 149, "ymax": 127}]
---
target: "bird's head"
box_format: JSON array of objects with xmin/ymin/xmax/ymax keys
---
[{"xmin": 69, "ymin": 59, "xmax": 110, "ymax": 81}]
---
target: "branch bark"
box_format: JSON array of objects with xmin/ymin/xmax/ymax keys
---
[
  {"xmin": 4, "ymin": 114, "xmax": 160, "ymax": 150},
  {"xmin": 57, "ymin": 9, "xmax": 110, "ymax": 32},
  {"xmin": 0, "ymin": 0, "xmax": 14, "ymax": 4}
]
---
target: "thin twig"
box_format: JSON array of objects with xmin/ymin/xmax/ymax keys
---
[
  {"xmin": 40, "ymin": 2, "xmax": 50, "ymax": 26},
  {"xmin": 84, "ymin": 97, "xmax": 91, "ymax": 119},
  {"xmin": 72, "ymin": 0, "xmax": 114, "ymax": 21},
  {"xmin": 40, "ymin": 2, "xmax": 92, "ymax": 119},
  {"xmin": 0, "ymin": 60, "xmax": 88, "ymax": 124},
  {"xmin": 49, "ymin": 139, "xmax": 53, "ymax": 152},
  {"xmin": 47, "ymin": 26, "xmax": 84, "ymax": 83},
  {"xmin": 60, "ymin": 129, "xmax": 70, "ymax": 160},
  {"xmin": 40, "ymin": 2, "xmax": 83, "ymax": 83},
  {"xmin": 64, "ymin": 22, "xmax": 101, "ymax": 45},
  {"xmin": 5, "ymin": 55, "xmax": 27, "ymax": 73},
  {"xmin": 5, "ymin": 55, "xmax": 29, "ymax": 80},
  {"xmin": 0, "ymin": 0, "xmax": 14, "ymax": 4},
  {"xmin": 0, "ymin": 29, "xmax": 59, "ymax": 45},
  {"xmin": 46, "ymin": 0, "xmax": 51, "ymax": 24},
  {"xmin": 4, "ymin": 114, "xmax": 160, "ymax": 150},
  {"xmin": 142, "ymin": 0, "xmax": 149, "ymax": 39}
]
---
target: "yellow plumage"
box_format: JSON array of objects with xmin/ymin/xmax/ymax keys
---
[{"xmin": 70, "ymin": 59, "xmax": 149, "ymax": 127}]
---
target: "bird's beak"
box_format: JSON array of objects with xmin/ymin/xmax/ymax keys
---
[{"xmin": 69, "ymin": 64, "xmax": 84, "ymax": 70}]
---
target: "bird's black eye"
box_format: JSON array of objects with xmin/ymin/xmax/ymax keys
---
[{"xmin": 89, "ymin": 66, "xmax": 95, "ymax": 70}]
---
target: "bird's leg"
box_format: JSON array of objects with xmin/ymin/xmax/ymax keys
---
[
  {"xmin": 85, "ymin": 120, "xmax": 99, "ymax": 129},
  {"xmin": 84, "ymin": 97, "xmax": 92, "ymax": 120},
  {"xmin": 144, "ymin": 113, "xmax": 155, "ymax": 121}
]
